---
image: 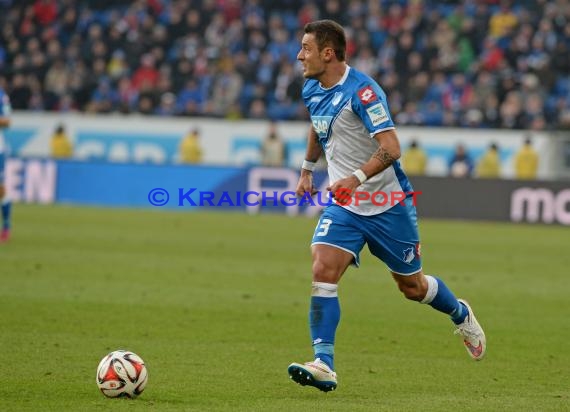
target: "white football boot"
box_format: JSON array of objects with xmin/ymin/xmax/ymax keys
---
[
  {"xmin": 454, "ymin": 299, "xmax": 486, "ymax": 360},
  {"xmin": 288, "ymin": 358, "xmax": 337, "ymax": 392}
]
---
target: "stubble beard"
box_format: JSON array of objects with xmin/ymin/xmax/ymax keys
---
[{"xmin": 303, "ymin": 66, "xmax": 325, "ymax": 80}]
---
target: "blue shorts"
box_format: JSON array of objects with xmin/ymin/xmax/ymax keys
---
[{"xmin": 311, "ymin": 197, "xmax": 422, "ymax": 275}]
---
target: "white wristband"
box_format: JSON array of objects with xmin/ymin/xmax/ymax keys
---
[
  {"xmin": 302, "ymin": 160, "xmax": 316, "ymax": 172},
  {"xmin": 352, "ymin": 169, "xmax": 367, "ymax": 184}
]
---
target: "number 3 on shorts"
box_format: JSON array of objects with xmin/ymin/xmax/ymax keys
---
[{"xmin": 315, "ymin": 218, "xmax": 332, "ymax": 237}]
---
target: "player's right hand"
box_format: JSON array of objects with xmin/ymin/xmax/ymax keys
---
[{"xmin": 296, "ymin": 172, "xmax": 318, "ymax": 197}]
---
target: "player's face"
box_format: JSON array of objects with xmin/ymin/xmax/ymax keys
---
[{"xmin": 297, "ymin": 33, "xmax": 327, "ymax": 79}]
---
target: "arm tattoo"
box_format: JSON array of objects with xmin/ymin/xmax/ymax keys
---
[{"xmin": 372, "ymin": 146, "xmax": 396, "ymax": 168}]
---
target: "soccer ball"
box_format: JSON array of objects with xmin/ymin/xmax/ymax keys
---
[{"xmin": 96, "ymin": 350, "xmax": 148, "ymax": 398}]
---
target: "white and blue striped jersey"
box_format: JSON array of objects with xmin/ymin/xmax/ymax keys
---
[
  {"xmin": 0, "ymin": 88, "xmax": 11, "ymax": 154},
  {"xmin": 302, "ymin": 66, "xmax": 412, "ymax": 216}
]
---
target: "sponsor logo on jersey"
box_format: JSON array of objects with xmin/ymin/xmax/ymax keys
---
[
  {"xmin": 310, "ymin": 96, "xmax": 323, "ymax": 103},
  {"xmin": 366, "ymin": 103, "xmax": 389, "ymax": 126},
  {"xmin": 311, "ymin": 116, "xmax": 332, "ymax": 138},
  {"xmin": 358, "ymin": 86, "xmax": 377, "ymax": 104}
]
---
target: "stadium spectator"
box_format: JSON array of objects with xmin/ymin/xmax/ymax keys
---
[
  {"xmin": 449, "ymin": 143, "xmax": 474, "ymax": 178},
  {"xmin": 472, "ymin": 71, "xmax": 496, "ymax": 110},
  {"xmin": 50, "ymin": 123, "xmax": 73, "ymax": 159},
  {"xmin": 514, "ymin": 137, "xmax": 539, "ymax": 179},
  {"xmin": 107, "ymin": 50, "xmax": 129, "ymax": 81},
  {"xmin": 476, "ymin": 142, "xmax": 501, "ymax": 178},
  {"xmin": 499, "ymin": 90, "xmax": 524, "ymax": 129},
  {"xmin": 33, "ymin": 0, "xmax": 57, "ymax": 27},
  {"xmin": 395, "ymin": 102, "xmax": 424, "ymax": 126},
  {"xmin": 247, "ymin": 98, "xmax": 267, "ymax": 119},
  {"xmin": 462, "ymin": 108, "xmax": 484, "ymax": 128},
  {"xmin": 442, "ymin": 73, "xmax": 473, "ymax": 121},
  {"xmin": 260, "ymin": 120, "xmax": 285, "ymax": 167},
  {"xmin": 210, "ymin": 58, "xmax": 243, "ymax": 117},
  {"xmin": 489, "ymin": 1, "xmax": 518, "ymax": 38},
  {"xmin": 400, "ymin": 139, "xmax": 427, "ymax": 176},
  {"xmin": 481, "ymin": 94, "xmax": 501, "ymax": 128},
  {"xmin": 179, "ymin": 127, "xmax": 203, "ymax": 164},
  {"xmin": 131, "ymin": 54, "xmax": 159, "ymax": 92},
  {"xmin": 44, "ymin": 59, "xmax": 69, "ymax": 108},
  {"xmin": 155, "ymin": 92, "xmax": 176, "ymax": 116}
]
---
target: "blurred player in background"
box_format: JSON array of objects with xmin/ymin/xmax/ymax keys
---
[
  {"xmin": 0, "ymin": 86, "xmax": 12, "ymax": 242},
  {"xmin": 288, "ymin": 20, "xmax": 486, "ymax": 392}
]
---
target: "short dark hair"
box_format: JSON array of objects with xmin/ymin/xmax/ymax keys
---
[{"xmin": 304, "ymin": 20, "xmax": 346, "ymax": 61}]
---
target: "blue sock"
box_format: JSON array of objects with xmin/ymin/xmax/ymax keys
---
[
  {"xmin": 1, "ymin": 199, "xmax": 11, "ymax": 230},
  {"xmin": 421, "ymin": 275, "xmax": 467, "ymax": 325},
  {"xmin": 309, "ymin": 282, "xmax": 340, "ymax": 370}
]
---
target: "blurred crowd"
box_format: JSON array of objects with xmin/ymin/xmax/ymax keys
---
[{"xmin": 1, "ymin": 0, "xmax": 569, "ymax": 130}]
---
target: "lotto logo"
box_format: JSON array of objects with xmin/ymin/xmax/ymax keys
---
[{"xmin": 358, "ymin": 86, "xmax": 377, "ymax": 104}]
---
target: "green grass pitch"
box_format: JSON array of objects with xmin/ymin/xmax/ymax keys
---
[{"xmin": 0, "ymin": 204, "xmax": 569, "ymax": 411}]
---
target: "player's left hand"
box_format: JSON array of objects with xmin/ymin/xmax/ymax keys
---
[{"xmin": 327, "ymin": 175, "xmax": 361, "ymax": 205}]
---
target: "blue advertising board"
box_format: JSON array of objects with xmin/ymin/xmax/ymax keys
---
[
  {"xmin": 5, "ymin": 159, "xmax": 570, "ymax": 225},
  {"xmin": 6, "ymin": 158, "xmax": 329, "ymax": 214}
]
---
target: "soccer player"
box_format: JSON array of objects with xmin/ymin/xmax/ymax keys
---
[
  {"xmin": 0, "ymin": 86, "xmax": 12, "ymax": 242},
  {"xmin": 288, "ymin": 20, "xmax": 486, "ymax": 392}
]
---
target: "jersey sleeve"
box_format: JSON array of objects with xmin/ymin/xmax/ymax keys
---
[{"xmin": 351, "ymin": 82, "xmax": 394, "ymax": 137}]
